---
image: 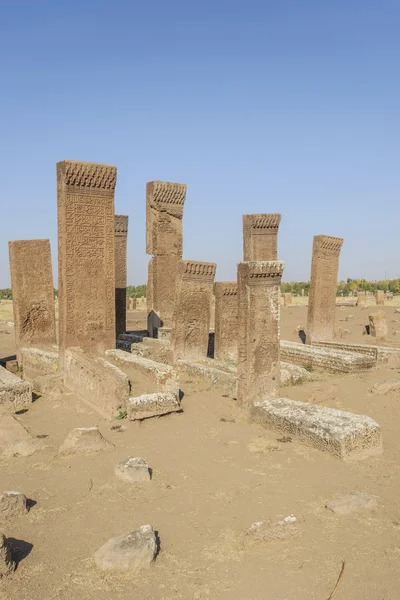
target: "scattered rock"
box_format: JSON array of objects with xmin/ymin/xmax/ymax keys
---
[
  {"xmin": 345, "ymin": 315, "xmax": 354, "ymax": 321},
  {"xmin": 59, "ymin": 427, "xmax": 113, "ymax": 455},
  {"xmin": 0, "ymin": 492, "xmax": 28, "ymax": 520},
  {"xmin": 245, "ymin": 516, "xmax": 299, "ymax": 544},
  {"xmin": 371, "ymin": 379, "xmax": 400, "ymax": 396},
  {"xmin": 115, "ymin": 457, "xmax": 151, "ymax": 483},
  {"xmin": 395, "ymin": 308, "xmax": 400, "ymax": 314},
  {"xmin": 326, "ymin": 492, "xmax": 378, "ymax": 515},
  {"xmin": 94, "ymin": 524, "xmax": 157, "ymax": 572},
  {"xmin": 0, "ymin": 533, "xmax": 15, "ymax": 578}
]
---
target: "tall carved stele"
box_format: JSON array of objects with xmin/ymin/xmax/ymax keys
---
[
  {"xmin": 237, "ymin": 261, "xmax": 284, "ymax": 407},
  {"xmin": 214, "ymin": 282, "xmax": 238, "ymax": 363},
  {"xmin": 115, "ymin": 215, "xmax": 129, "ymax": 339},
  {"xmin": 243, "ymin": 214, "xmax": 281, "ymax": 261},
  {"xmin": 172, "ymin": 260, "xmax": 217, "ymax": 361},
  {"xmin": 57, "ymin": 160, "xmax": 117, "ymax": 365},
  {"xmin": 8, "ymin": 239, "xmax": 57, "ymax": 363},
  {"xmin": 146, "ymin": 181, "xmax": 187, "ymax": 336},
  {"xmin": 307, "ymin": 235, "xmax": 343, "ymax": 344}
]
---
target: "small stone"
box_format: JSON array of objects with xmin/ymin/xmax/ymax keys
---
[
  {"xmin": 115, "ymin": 457, "xmax": 150, "ymax": 483},
  {"xmin": 0, "ymin": 533, "xmax": 15, "ymax": 578},
  {"xmin": 244, "ymin": 516, "xmax": 299, "ymax": 544},
  {"xmin": 371, "ymin": 379, "xmax": 400, "ymax": 396},
  {"xmin": 326, "ymin": 492, "xmax": 378, "ymax": 515},
  {"xmin": 345, "ymin": 315, "xmax": 354, "ymax": 321},
  {"xmin": 395, "ymin": 308, "xmax": 400, "ymax": 314},
  {"xmin": 94, "ymin": 524, "xmax": 157, "ymax": 572},
  {"xmin": 0, "ymin": 492, "xmax": 28, "ymax": 520},
  {"xmin": 59, "ymin": 427, "xmax": 113, "ymax": 455}
]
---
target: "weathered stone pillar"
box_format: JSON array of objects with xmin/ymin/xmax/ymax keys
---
[
  {"xmin": 8, "ymin": 239, "xmax": 56, "ymax": 363},
  {"xmin": 146, "ymin": 181, "xmax": 186, "ymax": 335},
  {"xmin": 307, "ymin": 235, "xmax": 343, "ymax": 344},
  {"xmin": 214, "ymin": 282, "xmax": 238, "ymax": 363},
  {"xmin": 237, "ymin": 261, "xmax": 284, "ymax": 407},
  {"xmin": 375, "ymin": 290, "xmax": 384, "ymax": 306},
  {"xmin": 283, "ymin": 292, "xmax": 292, "ymax": 307},
  {"xmin": 172, "ymin": 261, "xmax": 216, "ymax": 361},
  {"xmin": 57, "ymin": 160, "xmax": 116, "ymax": 365},
  {"xmin": 369, "ymin": 311, "xmax": 388, "ymax": 340},
  {"xmin": 115, "ymin": 215, "xmax": 128, "ymax": 339},
  {"xmin": 243, "ymin": 214, "xmax": 281, "ymax": 261}
]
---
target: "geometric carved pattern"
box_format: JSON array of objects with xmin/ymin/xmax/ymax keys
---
[
  {"xmin": 243, "ymin": 213, "xmax": 281, "ymax": 261},
  {"xmin": 115, "ymin": 215, "xmax": 128, "ymax": 339},
  {"xmin": 214, "ymin": 282, "xmax": 238, "ymax": 362}
]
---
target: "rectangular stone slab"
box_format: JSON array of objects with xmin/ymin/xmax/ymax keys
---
[
  {"xmin": 21, "ymin": 347, "xmax": 59, "ymax": 381},
  {"xmin": 312, "ymin": 340, "xmax": 400, "ymax": 364},
  {"xmin": 64, "ymin": 348, "xmax": 130, "ymax": 421},
  {"xmin": 280, "ymin": 340, "xmax": 375, "ymax": 373},
  {"xmin": 105, "ymin": 349, "xmax": 179, "ymax": 395},
  {"xmin": 127, "ymin": 391, "xmax": 180, "ymax": 420},
  {"xmin": 250, "ymin": 397, "xmax": 383, "ymax": 462},
  {"xmin": 0, "ymin": 366, "xmax": 32, "ymax": 411}
]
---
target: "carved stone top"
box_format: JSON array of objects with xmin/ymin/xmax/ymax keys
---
[
  {"xmin": 114, "ymin": 215, "xmax": 129, "ymax": 235},
  {"xmin": 147, "ymin": 181, "xmax": 187, "ymax": 209},
  {"xmin": 243, "ymin": 214, "xmax": 281, "ymax": 230},
  {"xmin": 57, "ymin": 160, "xmax": 117, "ymax": 191},
  {"xmin": 215, "ymin": 282, "xmax": 238, "ymax": 296},
  {"xmin": 179, "ymin": 260, "xmax": 217, "ymax": 282},
  {"xmin": 239, "ymin": 260, "xmax": 285, "ymax": 285},
  {"xmin": 314, "ymin": 235, "xmax": 344, "ymax": 253}
]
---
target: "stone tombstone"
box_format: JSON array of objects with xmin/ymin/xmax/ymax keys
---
[
  {"xmin": 307, "ymin": 235, "xmax": 343, "ymax": 344},
  {"xmin": 57, "ymin": 160, "xmax": 117, "ymax": 365},
  {"xmin": 8, "ymin": 239, "xmax": 56, "ymax": 362},
  {"xmin": 243, "ymin": 214, "xmax": 281, "ymax": 261},
  {"xmin": 172, "ymin": 261, "xmax": 217, "ymax": 361},
  {"xmin": 214, "ymin": 282, "xmax": 238, "ymax": 363},
  {"xmin": 237, "ymin": 261, "xmax": 284, "ymax": 407},
  {"xmin": 369, "ymin": 311, "xmax": 388, "ymax": 340},
  {"xmin": 115, "ymin": 215, "xmax": 129, "ymax": 339},
  {"xmin": 283, "ymin": 292, "xmax": 292, "ymax": 307},
  {"xmin": 375, "ymin": 290, "xmax": 384, "ymax": 306},
  {"xmin": 357, "ymin": 292, "xmax": 367, "ymax": 308},
  {"xmin": 148, "ymin": 255, "xmax": 180, "ymax": 334},
  {"xmin": 146, "ymin": 181, "xmax": 187, "ymax": 257}
]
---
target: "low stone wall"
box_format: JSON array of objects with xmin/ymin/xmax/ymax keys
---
[
  {"xmin": 105, "ymin": 349, "xmax": 179, "ymax": 395},
  {"xmin": 21, "ymin": 347, "xmax": 59, "ymax": 381},
  {"xmin": 64, "ymin": 348, "xmax": 130, "ymax": 421},
  {"xmin": 0, "ymin": 365, "xmax": 32, "ymax": 411},
  {"xmin": 250, "ymin": 397, "xmax": 382, "ymax": 462},
  {"xmin": 280, "ymin": 340, "xmax": 375, "ymax": 373}
]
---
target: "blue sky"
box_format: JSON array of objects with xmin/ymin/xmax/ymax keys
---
[{"xmin": 1, "ymin": 0, "xmax": 399, "ymax": 287}]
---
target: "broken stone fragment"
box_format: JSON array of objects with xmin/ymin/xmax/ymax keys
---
[
  {"xmin": 0, "ymin": 533, "xmax": 15, "ymax": 578},
  {"xmin": 244, "ymin": 516, "xmax": 299, "ymax": 544},
  {"xmin": 59, "ymin": 427, "xmax": 113, "ymax": 455},
  {"xmin": 115, "ymin": 457, "xmax": 151, "ymax": 483},
  {"xmin": 0, "ymin": 492, "xmax": 28, "ymax": 520},
  {"xmin": 371, "ymin": 379, "xmax": 400, "ymax": 396},
  {"xmin": 94, "ymin": 524, "xmax": 157, "ymax": 572},
  {"xmin": 326, "ymin": 492, "xmax": 378, "ymax": 515}
]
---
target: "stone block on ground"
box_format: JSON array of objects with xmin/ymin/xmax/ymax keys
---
[
  {"xmin": 0, "ymin": 366, "xmax": 32, "ymax": 411},
  {"xmin": 127, "ymin": 392, "xmax": 180, "ymax": 420},
  {"xmin": 115, "ymin": 457, "xmax": 151, "ymax": 483},
  {"xmin": 280, "ymin": 340, "xmax": 375, "ymax": 373},
  {"xmin": 94, "ymin": 524, "xmax": 157, "ymax": 572},
  {"xmin": 59, "ymin": 427, "xmax": 113, "ymax": 455},
  {"xmin": 244, "ymin": 516, "xmax": 299, "ymax": 544},
  {"xmin": 326, "ymin": 492, "xmax": 378, "ymax": 515},
  {"xmin": 0, "ymin": 533, "xmax": 15, "ymax": 578},
  {"xmin": 32, "ymin": 372, "xmax": 64, "ymax": 395},
  {"xmin": 369, "ymin": 312, "xmax": 388, "ymax": 340},
  {"xmin": 64, "ymin": 348, "xmax": 130, "ymax": 421},
  {"xmin": 280, "ymin": 362, "xmax": 312, "ymax": 386},
  {"xmin": 0, "ymin": 492, "xmax": 28, "ymax": 520},
  {"xmin": 117, "ymin": 331, "xmax": 147, "ymax": 352},
  {"xmin": 371, "ymin": 379, "xmax": 400, "ymax": 396},
  {"xmin": 178, "ymin": 359, "xmax": 237, "ymax": 398},
  {"xmin": 21, "ymin": 347, "xmax": 59, "ymax": 381},
  {"xmin": 312, "ymin": 339, "xmax": 400, "ymax": 364},
  {"xmin": 250, "ymin": 397, "xmax": 382, "ymax": 462},
  {"xmin": 105, "ymin": 349, "xmax": 178, "ymax": 395}
]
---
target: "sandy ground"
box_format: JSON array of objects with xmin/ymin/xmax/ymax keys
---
[{"xmin": 1, "ymin": 304, "xmax": 400, "ymax": 599}]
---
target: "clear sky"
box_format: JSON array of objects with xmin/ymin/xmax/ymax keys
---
[{"xmin": 1, "ymin": 0, "xmax": 399, "ymax": 288}]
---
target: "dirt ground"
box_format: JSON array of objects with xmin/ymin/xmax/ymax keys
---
[{"xmin": 1, "ymin": 304, "xmax": 400, "ymax": 599}]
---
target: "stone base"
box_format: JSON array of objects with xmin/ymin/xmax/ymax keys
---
[
  {"xmin": 105, "ymin": 349, "xmax": 179, "ymax": 395},
  {"xmin": 312, "ymin": 340, "xmax": 400, "ymax": 364},
  {"xmin": 0, "ymin": 366, "xmax": 32, "ymax": 411},
  {"xmin": 280, "ymin": 341, "xmax": 375, "ymax": 373},
  {"xmin": 117, "ymin": 331, "xmax": 148, "ymax": 352},
  {"xmin": 21, "ymin": 347, "xmax": 59, "ymax": 381},
  {"xmin": 127, "ymin": 391, "xmax": 181, "ymax": 420},
  {"xmin": 250, "ymin": 397, "xmax": 383, "ymax": 462},
  {"xmin": 64, "ymin": 348, "xmax": 130, "ymax": 421}
]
